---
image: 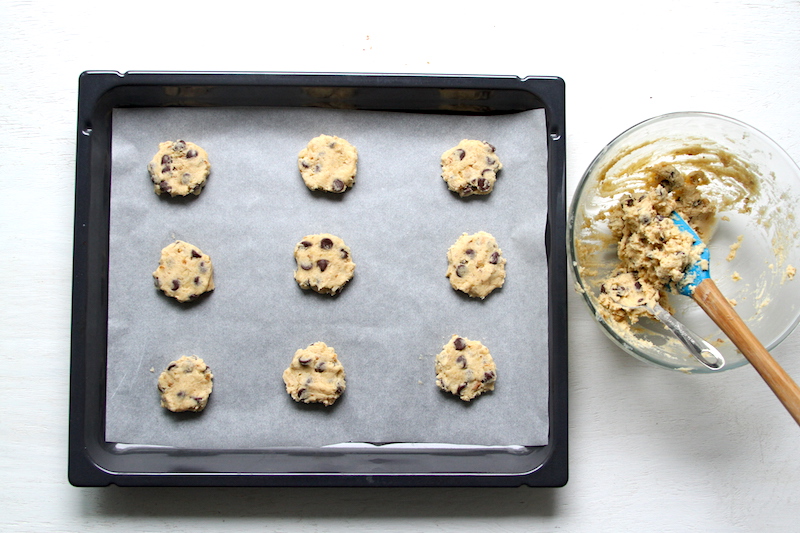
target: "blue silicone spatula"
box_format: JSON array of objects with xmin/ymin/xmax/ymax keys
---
[{"xmin": 672, "ymin": 212, "xmax": 800, "ymax": 425}]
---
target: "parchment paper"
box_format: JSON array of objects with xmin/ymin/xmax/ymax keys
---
[{"xmin": 105, "ymin": 106, "xmax": 550, "ymax": 448}]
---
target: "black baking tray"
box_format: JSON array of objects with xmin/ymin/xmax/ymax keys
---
[{"xmin": 69, "ymin": 71, "xmax": 567, "ymax": 487}]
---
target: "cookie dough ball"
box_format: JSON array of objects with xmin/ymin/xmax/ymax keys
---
[
  {"xmin": 435, "ymin": 335, "xmax": 497, "ymax": 401},
  {"xmin": 598, "ymin": 271, "xmax": 660, "ymax": 324},
  {"xmin": 157, "ymin": 355, "xmax": 214, "ymax": 412},
  {"xmin": 153, "ymin": 240, "xmax": 215, "ymax": 303},
  {"xmin": 298, "ymin": 134, "xmax": 358, "ymax": 193},
  {"xmin": 441, "ymin": 139, "xmax": 502, "ymax": 197},
  {"xmin": 147, "ymin": 140, "xmax": 210, "ymax": 196},
  {"xmin": 293, "ymin": 233, "xmax": 355, "ymax": 295},
  {"xmin": 446, "ymin": 231, "xmax": 506, "ymax": 299},
  {"xmin": 282, "ymin": 342, "xmax": 347, "ymax": 406}
]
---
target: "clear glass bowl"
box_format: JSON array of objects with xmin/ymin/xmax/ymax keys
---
[{"xmin": 568, "ymin": 112, "xmax": 800, "ymax": 372}]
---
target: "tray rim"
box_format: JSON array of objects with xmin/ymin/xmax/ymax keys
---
[{"xmin": 69, "ymin": 70, "xmax": 568, "ymax": 488}]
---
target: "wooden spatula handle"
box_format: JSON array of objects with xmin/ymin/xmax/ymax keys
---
[{"xmin": 693, "ymin": 278, "xmax": 800, "ymax": 425}]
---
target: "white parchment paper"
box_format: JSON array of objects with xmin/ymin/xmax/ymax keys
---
[{"xmin": 105, "ymin": 106, "xmax": 549, "ymax": 448}]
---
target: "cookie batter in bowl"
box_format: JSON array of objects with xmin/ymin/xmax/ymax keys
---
[
  {"xmin": 597, "ymin": 165, "xmax": 712, "ymax": 324},
  {"xmin": 570, "ymin": 112, "xmax": 800, "ymax": 372}
]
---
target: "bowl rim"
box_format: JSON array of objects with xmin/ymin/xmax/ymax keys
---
[{"xmin": 568, "ymin": 111, "xmax": 800, "ymax": 372}]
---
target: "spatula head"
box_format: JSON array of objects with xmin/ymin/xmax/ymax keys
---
[{"xmin": 670, "ymin": 212, "xmax": 710, "ymax": 296}]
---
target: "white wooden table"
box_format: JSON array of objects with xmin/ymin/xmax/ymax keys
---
[{"xmin": 2, "ymin": 1, "xmax": 799, "ymax": 530}]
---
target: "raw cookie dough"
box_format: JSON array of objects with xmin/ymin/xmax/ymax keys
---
[
  {"xmin": 293, "ymin": 233, "xmax": 355, "ymax": 295},
  {"xmin": 440, "ymin": 139, "xmax": 502, "ymax": 197},
  {"xmin": 435, "ymin": 335, "xmax": 497, "ymax": 401},
  {"xmin": 297, "ymin": 134, "xmax": 358, "ymax": 193},
  {"xmin": 147, "ymin": 140, "xmax": 211, "ymax": 196},
  {"xmin": 598, "ymin": 165, "xmax": 710, "ymax": 323},
  {"xmin": 157, "ymin": 355, "xmax": 214, "ymax": 412},
  {"xmin": 446, "ymin": 231, "xmax": 506, "ymax": 299},
  {"xmin": 153, "ymin": 240, "xmax": 215, "ymax": 303},
  {"xmin": 282, "ymin": 342, "xmax": 347, "ymax": 406}
]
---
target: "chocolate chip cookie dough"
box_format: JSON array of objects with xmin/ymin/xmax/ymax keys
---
[
  {"xmin": 153, "ymin": 240, "xmax": 215, "ymax": 303},
  {"xmin": 446, "ymin": 231, "xmax": 506, "ymax": 299},
  {"xmin": 157, "ymin": 355, "xmax": 214, "ymax": 412},
  {"xmin": 147, "ymin": 140, "xmax": 210, "ymax": 196},
  {"xmin": 297, "ymin": 134, "xmax": 358, "ymax": 193},
  {"xmin": 293, "ymin": 233, "xmax": 355, "ymax": 295},
  {"xmin": 440, "ymin": 139, "xmax": 502, "ymax": 197},
  {"xmin": 597, "ymin": 165, "xmax": 712, "ymax": 323},
  {"xmin": 282, "ymin": 342, "xmax": 347, "ymax": 406},
  {"xmin": 435, "ymin": 335, "xmax": 497, "ymax": 401}
]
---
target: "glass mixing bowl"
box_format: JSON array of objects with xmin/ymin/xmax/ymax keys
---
[{"xmin": 569, "ymin": 112, "xmax": 800, "ymax": 372}]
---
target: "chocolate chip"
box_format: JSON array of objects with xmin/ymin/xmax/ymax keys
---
[
  {"xmin": 489, "ymin": 251, "xmax": 500, "ymax": 264},
  {"xmin": 486, "ymin": 157, "xmax": 495, "ymax": 166},
  {"xmin": 600, "ymin": 284, "xmax": 607, "ymax": 294},
  {"xmin": 176, "ymin": 391, "xmax": 185, "ymax": 398},
  {"xmin": 332, "ymin": 179, "xmax": 345, "ymax": 192},
  {"xmin": 455, "ymin": 264, "xmax": 467, "ymax": 277},
  {"xmin": 186, "ymin": 149, "xmax": 197, "ymax": 158},
  {"xmin": 194, "ymin": 397, "xmax": 204, "ymax": 403},
  {"xmin": 315, "ymin": 362, "xmax": 326, "ymax": 372},
  {"xmin": 340, "ymin": 249, "xmax": 349, "ymax": 259},
  {"xmin": 465, "ymin": 248, "xmax": 475, "ymax": 257},
  {"xmin": 634, "ymin": 281, "xmax": 642, "ymax": 290},
  {"xmin": 300, "ymin": 241, "xmax": 312, "ymax": 248},
  {"xmin": 317, "ymin": 259, "xmax": 329, "ymax": 272},
  {"xmin": 456, "ymin": 383, "xmax": 467, "ymax": 395},
  {"xmin": 191, "ymin": 249, "xmax": 201, "ymax": 258},
  {"xmin": 456, "ymin": 355, "xmax": 467, "ymax": 368},
  {"xmin": 298, "ymin": 356, "xmax": 312, "ymax": 365},
  {"xmin": 477, "ymin": 177, "xmax": 490, "ymax": 191},
  {"xmin": 482, "ymin": 371, "xmax": 495, "ymax": 382},
  {"xmin": 171, "ymin": 279, "xmax": 180, "ymax": 291},
  {"xmin": 173, "ymin": 140, "xmax": 186, "ymax": 151},
  {"xmin": 485, "ymin": 142, "xmax": 496, "ymax": 152},
  {"xmin": 455, "ymin": 148, "xmax": 466, "ymax": 160},
  {"xmin": 454, "ymin": 337, "xmax": 466, "ymax": 350},
  {"xmin": 300, "ymin": 262, "xmax": 313, "ymax": 271},
  {"xmin": 194, "ymin": 276, "xmax": 200, "ymax": 285},
  {"xmin": 300, "ymin": 160, "xmax": 310, "ymax": 169},
  {"xmin": 159, "ymin": 180, "xmax": 171, "ymax": 192},
  {"xmin": 320, "ymin": 238, "xmax": 333, "ymax": 249},
  {"xmin": 167, "ymin": 363, "xmax": 177, "ymax": 370},
  {"xmin": 161, "ymin": 154, "xmax": 172, "ymax": 165},
  {"xmin": 297, "ymin": 388, "xmax": 307, "ymax": 398},
  {"xmin": 335, "ymin": 385, "xmax": 344, "ymax": 394},
  {"xmin": 161, "ymin": 164, "xmax": 171, "ymax": 173}
]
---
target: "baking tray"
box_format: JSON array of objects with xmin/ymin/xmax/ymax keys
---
[{"xmin": 69, "ymin": 71, "xmax": 567, "ymax": 487}]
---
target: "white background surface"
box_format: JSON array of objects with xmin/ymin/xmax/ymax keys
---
[{"xmin": 2, "ymin": 0, "xmax": 799, "ymax": 531}]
